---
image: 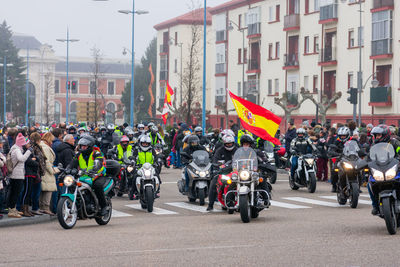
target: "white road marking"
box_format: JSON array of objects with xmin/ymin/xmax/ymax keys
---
[
  {"xmin": 270, "ymin": 200, "xmax": 311, "ymax": 209},
  {"xmin": 360, "ymin": 194, "xmax": 370, "ymax": 198},
  {"xmin": 283, "ymin": 197, "xmax": 344, "ymax": 207},
  {"xmin": 319, "ymin": 195, "xmax": 371, "ymax": 205},
  {"xmin": 125, "ymin": 204, "xmax": 178, "ymax": 215},
  {"xmin": 112, "ymin": 210, "xmax": 132, "ymax": 218},
  {"xmin": 165, "ymin": 202, "xmax": 223, "ymax": 213},
  {"xmin": 162, "ymin": 181, "xmax": 177, "ymax": 184}
]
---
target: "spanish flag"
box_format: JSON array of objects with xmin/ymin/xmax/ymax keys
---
[
  {"xmin": 229, "ymin": 90, "xmax": 282, "ymax": 146},
  {"xmin": 161, "ymin": 82, "xmax": 174, "ymax": 124}
]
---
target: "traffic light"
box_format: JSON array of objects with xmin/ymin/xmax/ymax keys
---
[
  {"xmin": 347, "ymin": 87, "xmax": 358, "ymax": 104},
  {"xmin": 102, "ymin": 110, "xmax": 106, "ymax": 120},
  {"xmin": 67, "ymin": 81, "xmax": 71, "ymax": 90},
  {"xmin": 71, "ymin": 81, "xmax": 77, "ymax": 91}
]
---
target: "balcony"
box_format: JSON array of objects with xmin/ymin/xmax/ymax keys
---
[
  {"xmin": 319, "ymin": 4, "xmax": 338, "ymax": 24},
  {"xmin": 287, "ymin": 92, "xmax": 299, "ymax": 106},
  {"xmin": 284, "ymin": 14, "xmax": 300, "ymax": 31},
  {"xmin": 369, "ymin": 86, "xmax": 392, "ymax": 106},
  {"xmin": 318, "ymin": 47, "xmax": 337, "ymax": 66},
  {"xmin": 215, "ymin": 95, "xmax": 226, "ymax": 105},
  {"xmin": 159, "ymin": 44, "xmax": 169, "ymax": 54},
  {"xmin": 247, "ymin": 23, "xmax": 261, "ymax": 37},
  {"xmin": 283, "ymin": 53, "xmax": 299, "ymax": 70},
  {"xmin": 159, "ymin": 70, "xmax": 168, "ymax": 81},
  {"xmin": 371, "ymin": 39, "xmax": 393, "ymax": 59},
  {"xmin": 158, "ymin": 98, "xmax": 165, "ymax": 109},
  {"xmin": 247, "ymin": 59, "xmax": 260, "ymax": 73},
  {"xmin": 245, "ymin": 79, "xmax": 260, "ymax": 95},
  {"xmin": 216, "ymin": 30, "xmax": 226, "ymax": 42},
  {"xmin": 215, "ymin": 63, "xmax": 226, "ymax": 75},
  {"xmin": 372, "ymin": 0, "xmax": 394, "ymax": 11}
]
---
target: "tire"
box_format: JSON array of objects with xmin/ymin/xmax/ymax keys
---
[
  {"xmin": 57, "ymin": 197, "xmax": 77, "ymax": 230},
  {"xmin": 382, "ymin": 197, "xmax": 397, "ymax": 235},
  {"xmin": 250, "ymin": 206, "xmax": 259, "ymax": 218},
  {"xmin": 145, "ymin": 187, "xmax": 154, "ymax": 213},
  {"xmin": 95, "ymin": 197, "xmax": 112, "ymax": 226},
  {"xmin": 239, "ymin": 195, "xmax": 250, "ymax": 223},
  {"xmin": 307, "ymin": 172, "xmax": 316, "ymax": 193},
  {"xmin": 289, "ymin": 174, "xmax": 299, "ymax": 190},
  {"xmin": 270, "ymin": 172, "xmax": 277, "ymax": 184},
  {"xmin": 337, "ymin": 191, "xmax": 347, "ymax": 205},
  {"xmin": 188, "ymin": 197, "xmax": 196, "ymax": 203},
  {"xmin": 198, "ymin": 188, "xmax": 205, "ymax": 206},
  {"xmin": 140, "ymin": 201, "xmax": 147, "ymax": 209},
  {"xmin": 349, "ymin": 183, "xmax": 359, "ymax": 209}
]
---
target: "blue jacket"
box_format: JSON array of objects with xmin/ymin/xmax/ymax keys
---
[{"xmin": 52, "ymin": 138, "xmax": 62, "ymax": 165}]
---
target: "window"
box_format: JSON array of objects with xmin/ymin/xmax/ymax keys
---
[
  {"xmin": 379, "ymin": 119, "xmax": 386, "ymax": 124},
  {"xmin": 243, "ymin": 48, "xmax": 247, "ymax": 63},
  {"xmin": 106, "ymin": 102, "xmax": 116, "ymax": 124},
  {"xmin": 238, "ymin": 48, "xmax": 242, "ymax": 64},
  {"xmin": 305, "ymin": 0, "xmax": 309, "ymax": 14},
  {"xmin": 314, "ymin": 0, "xmax": 320, "ymax": 11},
  {"xmin": 304, "ymin": 76, "xmax": 309, "ymax": 91},
  {"xmin": 174, "ymin": 59, "xmax": 178, "ymax": 73},
  {"xmin": 216, "ymin": 43, "xmax": 225, "ymax": 64},
  {"xmin": 313, "ymin": 75, "xmax": 318, "ymax": 93},
  {"xmin": 268, "ymin": 79, "xmax": 273, "ymax": 95},
  {"xmin": 70, "ymin": 102, "xmax": 77, "ymax": 123},
  {"xmin": 174, "ymin": 32, "xmax": 178, "ymax": 45},
  {"xmin": 268, "ymin": 6, "xmax": 275, "ymax": 22},
  {"xmin": 304, "ymin": 36, "xmax": 310, "ymax": 54},
  {"xmin": 314, "ymin": 36, "xmax": 319, "ymax": 53},
  {"xmin": 348, "ymin": 72, "xmax": 354, "ymax": 88},
  {"xmin": 372, "ymin": 10, "xmax": 392, "ymax": 41},
  {"xmin": 276, "ymin": 5, "xmax": 280, "ymax": 21},
  {"xmin": 348, "ymin": 29, "xmax": 355, "ymax": 48},
  {"xmin": 268, "ymin": 43, "xmax": 273, "ymax": 60},
  {"xmin": 108, "ymin": 81, "xmax": 115, "ymax": 95},
  {"xmin": 54, "ymin": 101, "xmax": 61, "ymax": 123},
  {"xmin": 54, "ymin": 80, "xmax": 59, "ymax": 93},
  {"xmin": 275, "ymin": 42, "xmax": 280, "ymax": 58},
  {"xmin": 274, "ymin": 79, "xmax": 279, "ymax": 94},
  {"xmin": 358, "ymin": 26, "xmax": 364, "ymax": 46},
  {"xmin": 90, "ymin": 81, "xmax": 96, "ymax": 94},
  {"xmin": 238, "ymin": 14, "xmax": 242, "ymax": 29}
]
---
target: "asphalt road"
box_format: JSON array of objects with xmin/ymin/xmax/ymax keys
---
[{"xmin": 1, "ymin": 168, "xmax": 399, "ymax": 267}]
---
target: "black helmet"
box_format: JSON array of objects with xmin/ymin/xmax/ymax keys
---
[
  {"xmin": 188, "ymin": 135, "xmax": 200, "ymax": 148},
  {"xmin": 371, "ymin": 124, "xmax": 390, "ymax": 144},
  {"xmin": 240, "ymin": 134, "xmax": 254, "ymax": 146},
  {"xmin": 68, "ymin": 125, "xmax": 77, "ymax": 135},
  {"xmin": 78, "ymin": 135, "xmax": 95, "ymax": 156}
]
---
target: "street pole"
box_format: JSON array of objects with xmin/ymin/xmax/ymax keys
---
[
  {"xmin": 129, "ymin": 0, "xmax": 135, "ymax": 127},
  {"xmin": 25, "ymin": 47, "xmax": 29, "ymax": 126},
  {"xmin": 202, "ymin": 0, "xmax": 207, "ymax": 135},
  {"xmin": 242, "ymin": 28, "xmax": 244, "ymax": 98},
  {"xmin": 357, "ymin": 1, "xmax": 363, "ymax": 126},
  {"xmin": 3, "ymin": 57, "xmax": 6, "ymax": 125},
  {"xmin": 180, "ymin": 43, "xmax": 183, "ymax": 106}
]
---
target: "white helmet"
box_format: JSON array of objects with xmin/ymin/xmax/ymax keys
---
[
  {"xmin": 194, "ymin": 126, "xmax": 203, "ymax": 133},
  {"xmin": 222, "ymin": 129, "xmax": 235, "ymax": 137},
  {"xmin": 222, "ymin": 134, "xmax": 235, "ymax": 151},
  {"xmin": 137, "ymin": 123, "xmax": 145, "ymax": 133},
  {"xmin": 139, "ymin": 135, "xmax": 152, "ymax": 152}
]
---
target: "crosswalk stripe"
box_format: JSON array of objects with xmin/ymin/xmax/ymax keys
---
[
  {"xmin": 165, "ymin": 202, "xmax": 223, "ymax": 213},
  {"xmin": 360, "ymin": 194, "xmax": 370, "ymax": 198},
  {"xmin": 319, "ymin": 196, "xmax": 371, "ymax": 205},
  {"xmin": 283, "ymin": 197, "xmax": 344, "ymax": 208},
  {"xmin": 270, "ymin": 200, "xmax": 311, "ymax": 209},
  {"xmin": 112, "ymin": 210, "xmax": 132, "ymax": 218},
  {"xmin": 125, "ymin": 204, "xmax": 178, "ymax": 215}
]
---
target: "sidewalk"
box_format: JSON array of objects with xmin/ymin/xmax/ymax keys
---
[{"xmin": 0, "ymin": 213, "xmax": 56, "ymax": 227}]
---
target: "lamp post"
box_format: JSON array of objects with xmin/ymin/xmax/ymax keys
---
[
  {"xmin": 228, "ymin": 20, "xmax": 245, "ymax": 98},
  {"xmin": 202, "ymin": 0, "xmax": 207, "ymax": 135},
  {"xmin": 57, "ymin": 29, "xmax": 79, "ymax": 124},
  {"xmin": 169, "ymin": 38, "xmax": 183, "ymax": 106},
  {"xmin": 0, "ymin": 56, "xmax": 13, "ymax": 125},
  {"xmin": 25, "ymin": 47, "xmax": 30, "ymax": 126}
]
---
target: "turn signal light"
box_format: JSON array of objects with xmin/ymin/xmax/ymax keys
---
[
  {"xmin": 227, "ymin": 179, "xmax": 232, "ymax": 185},
  {"xmin": 59, "ymin": 183, "xmax": 64, "ymax": 187},
  {"xmin": 334, "ymin": 169, "xmax": 339, "ymax": 172},
  {"xmin": 76, "ymin": 182, "xmax": 82, "ymax": 187},
  {"xmin": 259, "ymin": 178, "xmax": 264, "ymax": 183},
  {"xmin": 364, "ymin": 169, "xmax": 369, "ymax": 172}
]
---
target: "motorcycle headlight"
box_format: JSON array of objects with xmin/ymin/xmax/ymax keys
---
[
  {"xmin": 343, "ymin": 162, "xmax": 353, "ymax": 170},
  {"xmin": 63, "ymin": 175, "xmax": 75, "ymax": 187},
  {"xmin": 239, "ymin": 170, "xmax": 250, "ymax": 181},
  {"xmin": 144, "ymin": 169, "xmax": 152, "ymax": 178},
  {"xmin": 385, "ymin": 166, "xmax": 398, "ymax": 180},
  {"xmin": 372, "ymin": 168, "xmax": 384, "ymax": 181},
  {"xmin": 127, "ymin": 166, "xmax": 134, "ymax": 173},
  {"xmin": 231, "ymin": 173, "xmax": 238, "ymax": 181},
  {"xmin": 252, "ymin": 172, "xmax": 259, "ymax": 180},
  {"xmin": 305, "ymin": 158, "xmax": 314, "ymax": 166},
  {"xmin": 267, "ymin": 153, "xmax": 274, "ymax": 159},
  {"xmin": 199, "ymin": 171, "xmax": 206, "ymax": 178}
]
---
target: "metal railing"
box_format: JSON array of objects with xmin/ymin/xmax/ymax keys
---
[
  {"xmin": 215, "ymin": 95, "xmax": 226, "ymax": 105},
  {"xmin": 320, "ymin": 4, "xmax": 338, "ymax": 21},
  {"xmin": 284, "ymin": 14, "xmax": 300, "ymax": 30},
  {"xmin": 371, "ymin": 39, "xmax": 392, "ymax": 56},
  {"xmin": 370, "ymin": 86, "xmax": 391, "ymax": 103},
  {"xmin": 319, "ymin": 47, "xmax": 337, "ymax": 62},
  {"xmin": 216, "ymin": 30, "xmax": 226, "ymax": 42},
  {"xmin": 247, "ymin": 59, "xmax": 260, "ymax": 71},
  {"xmin": 159, "ymin": 44, "xmax": 169, "ymax": 53},
  {"xmin": 215, "ymin": 63, "xmax": 226, "ymax": 74},
  {"xmin": 287, "ymin": 92, "xmax": 299, "ymax": 106},
  {"xmin": 247, "ymin": 22, "xmax": 261, "ymax": 36},
  {"xmin": 245, "ymin": 79, "xmax": 259, "ymax": 95},
  {"xmin": 284, "ymin": 53, "xmax": 299, "ymax": 67},
  {"xmin": 373, "ymin": 0, "xmax": 394, "ymax": 9}
]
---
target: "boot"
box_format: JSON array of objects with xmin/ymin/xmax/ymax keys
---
[
  {"xmin": 22, "ymin": 205, "xmax": 32, "ymax": 217},
  {"xmin": 8, "ymin": 208, "xmax": 22, "ymax": 218},
  {"xmin": 31, "ymin": 210, "xmax": 43, "ymax": 216}
]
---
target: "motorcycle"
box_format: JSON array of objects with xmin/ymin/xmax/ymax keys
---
[
  {"xmin": 289, "ymin": 153, "xmax": 317, "ymax": 193},
  {"xmin": 261, "ymin": 142, "xmax": 278, "ymax": 184},
  {"xmin": 135, "ymin": 163, "xmax": 160, "ymax": 212},
  {"xmin": 335, "ymin": 140, "xmax": 368, "ymax": 208},
  {"xmin": 368, "ymin": 143, "xmax": 400, "ymax": 235},
  {"xmin": 56, "ymin": 160, "xmax": 120, "ymax": 229},
  {"xmin": 219, "ymin": 147, "xmax": 270, "ymax": 223},
  {"xmin": 154, "ymin": 144, "xmax": 164, "ymax": 174},
  {"xmin": 177, "ymin": 150, "xmax": 212, "ymax": 205}
]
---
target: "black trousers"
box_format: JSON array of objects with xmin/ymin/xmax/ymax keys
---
[
  {"xmin": 22, "ymin": 176, "xmax": 34, "ymax": 205},
  {"xmin": 92, "ymin": 177, "xmax": 107, "ymax": 209},
  {"xmin": 8, "ymin": 179, "xmax": 23, "ymax": 209},
  {"xmin": 207, "ymin": 175, "xmax": 218, "ymax": 208}
]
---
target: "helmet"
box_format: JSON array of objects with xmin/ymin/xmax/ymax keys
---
[
  {"xmin": 147, "ymin": 122, "xmax": 155, "ymax": 128},
  {"xmin": 296, "ymin": 128, "xmax": 306, "ymax": 140},
  {"xmin": 139, "ymin": 135, "xmax": 152, "ymax": 152},
  {"xmin": 240, "ymin": 134, "xmax": 254, "ymax": 146},
  {"xmin": 100, "ymin": 126, "xmax": 107, "ymax": 132},
  {"xmin": 187, "ymin": 135, "xmax": 200, "ymax": 148},
  {"xmin": 137, "ymin": 123, "xmax": 145, "ymax": 133},
  {"xmin": 120, "ymin": 135, "xmax": 129, "ymax": 143},
  {"xmin": 68, "ymin": 125, "xmax": 76, "ymax": 134},
  {"xmin": 151, "ymin": 125, "xmax": 158, "ymax": 133},
  {"xmin": 78, "ymin": 135, "xmax": 95, "ymax": 156},
  {"xmin": 371, "ymin": 124, "xmax": 390, "ymax": 144},
  {"xmin": 194, "ymin": 126, "xmax": 202, "ymax": 133},
  {"xmin": 337, "ymin": 127, "xmax": 350, "ymax": 143},
  {"xmin": 107, "ymin": 124, "xmax": 115, "ymax": 131},
  {"xmin": 222, "ymin": 129, "xmax": 235, "ymax": 137},
  {"xmin": 78, "ymin": 127, "xmax": 86, "ymax": 134},
  {"xmin": 222, "ymin": 134, "xmax": 235, "ymax": 151}
]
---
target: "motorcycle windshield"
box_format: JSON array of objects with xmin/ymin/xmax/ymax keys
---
[
  {"xmin": 192, "ymin": 150, "xmax": 210, "ymax": 167},
  {"xmin": 343, "ymin": 140, "xmax": 360, "ymax": 157},
  {"xmin": 264, "ymin": 141, "xmax": 274, "ymax": 153},
  {"xmin": 370, "ymin": 143, "xmax": 395, "ymax": 165},
  {"xmin": 233, "ymin": 147, "xmax": 258, "ymax": 172}
]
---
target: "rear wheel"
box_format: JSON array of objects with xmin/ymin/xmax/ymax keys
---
[
  {"xmin": 198, "ymin": 188, "xmax": 205, "ymax": 206},
  {"xmin": 145, "ymin": 187, "xmax": 154, "ymax": 213},
  {"xmin": 239, "ymin": 195, "xmax": 250, "ymax": 223},
  {"xmin": 349, "ymin": 183, "xmax": 359, "ymax": 209},
  {"xmin": 382, "ymin": 197, "xmax": 397, "ymax": 235},
  {"xmin": 95, "ymin": 197, "xmax": 112, "ymax": 226},
  {"xmin": 57, "ymin": 197, "xmax": 77, "ymax": 230},
  {"xmin": 270, "ymin": 172, "xmax": 277, "ymax": 184},
  {"xmin": 289, "ymin": 174, "xmax": 299, "ymax": 190},
  {"xmin": 307, "ymin": 173, "xmax": 316, "ymax": 193}
]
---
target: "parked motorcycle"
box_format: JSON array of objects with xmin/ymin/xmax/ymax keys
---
[
  {"xmin": 368, "ymin": 143, "xmax": 400, "ymax": 235},
  {"xmin": 135, "ymin": 163, "xmax": 160, "ymax": 212},
  {"xmin": 289, "ymin": 153, "xmax": 317, "ymax": 193},
  {"xmin": 56, "ymin": 160, "xmax": 120, "ymax": 229},
  {"xmin": 335, "ymin": 140, "xmax": 368, "ymax": 208}
]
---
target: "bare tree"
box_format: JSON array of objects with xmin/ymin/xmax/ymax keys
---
[
  {"xmin": 91, "ymin": 46, "xmax": 104, "ymax": 126},
  {"xmin": 43, "ymin": 71, "xmax": 54, "ymax": 125},
  {"xmin": 274, "ymin": 90, "xmax": 309, "ymax": 126}
]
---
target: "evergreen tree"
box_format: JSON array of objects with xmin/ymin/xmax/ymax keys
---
[{"xmin": 0, "ymin": 21, "xmax": 26, "ymax": 123}]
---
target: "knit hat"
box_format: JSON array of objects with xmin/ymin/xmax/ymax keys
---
[{"xmin": 15, "ymin": 133, "xmax": 27, "ymax": 148}]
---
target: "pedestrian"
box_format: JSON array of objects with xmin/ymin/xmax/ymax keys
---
[
  {"xmin": 0, "ymin": 138, "xmax": 6, "ymax": 219},
  {"xmin": 39, "ymin": 132, "xmax": 58, "ymax": 215},
  {"xmin": 50, "ymin": 128, "xmax": 64, "ymax": 213},
  {"xmin": 285, "ymin": 122, "xmax": 296, "ymax": 158},
  {"xmin": 228, "ymin": 120, "xmax": 239, "ymax": 137},
  {"xmin": 316, "ymin": 130, "xmax": 328, "ymax": 181},
  {"xmin": 7, "ymin": 133, "xmax": 32, "ymax": 218}
]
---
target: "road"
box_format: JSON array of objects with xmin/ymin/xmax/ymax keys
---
[{"xmin": 1, "ymin": 168, "xmax": 399, "ymax": 267}]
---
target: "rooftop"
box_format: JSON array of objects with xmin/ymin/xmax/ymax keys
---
[
  {"xmin": 154, "ymin": 7, "xmax": 212, "ymax": 31},
  {"xmin": 12, "ymin": 34, "xmax": 42, "ymax": 50},
  {"xmin": 55, "ymin": 60, "xmax": 131, "ymax": 75},
  {"xmin": 209, "ymin": 0, "xmax": 264, "ymax": 15}
]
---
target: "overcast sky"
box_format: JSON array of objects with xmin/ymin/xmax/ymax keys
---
[{"xmin": 1, "ymin": 0, "xmax": 227, "ymax": 60}]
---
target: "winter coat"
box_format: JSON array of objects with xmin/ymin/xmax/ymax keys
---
[
  {"xmin": 9, "ymin": 145, "xmax": 31, "ymax": 179},
  {"xmin": 25, "ymin": 152, "xmax": 40, "ymax": 177},
  {"xmin": 52, "ymin": 138, "xmax": 62, "ymax": 165},
  {"xmin": 40, "ymin": 141, "xmax": 57, "ymax": 192},
  {"xmin": 56, "ymin": 142, "xmax": 75, "ymax": 169},
  {"xmin": 285, "ymin": 127, "xmax": 297, "ymax": 153}
]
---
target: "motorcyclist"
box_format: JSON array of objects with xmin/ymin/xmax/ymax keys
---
[
  {"xmin": 149, "ymin": 126, "xmax": 166, "ymax": 146},
  {"xmin": 67, "ymin": 135, "xmax": 108, "ymax": 216},
  {"xmin": 133, "ymin": 123, "xmax": 145, "ymax": 139},
  {"xmin": 368, "ymin": 125, "xmax": 400, "ymax": 215},
  {"xmin": 207, "ymin": 134, "xmax": 237, "ymax": 211},
  {"xmin": 181, "ymin": 135, "xmax": 206, "ymax": 193},
  {"xmin": 78, "ymin": 127, "xmax": 86, "ymax": 138},
  {"xmin": 290, "ymin": 128, "xmax": 317, "ymax": 183},
  {"xmin": 67, "ymin": 125, "xmax": 77, "ymax": 138},
  {"xmin": 194, "ymin": 126, "xmax": 209, "ymax": 146}
]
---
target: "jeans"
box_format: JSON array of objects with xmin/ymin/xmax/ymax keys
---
[
  {"xmin": 184, "ymin": 167, "xmax": 189, "ymax": 192},
  {"xmin": 176, "ymin": 149, "xmax": 181, "ymax": 168},
  {"xmin": 368, "ymin": 182, "xmax": 378, "ymax": 209},
  {"xmin": 51, "ymin": 174, "xmax": 60, "ymax": 213},
  {"xmin": 31, "ymin": 182, "xmax": 41, "ymax": 211},
  {"xmin": 16, "ymin": 182, "xmax": 25, "ymax": 211},
  {"xmin": 290, "ymin": 156, "xmax": 298, "ymax": 178},
  {"xmin": 0, "ymin": 188, "xmax": 6, "ymax": 211}
]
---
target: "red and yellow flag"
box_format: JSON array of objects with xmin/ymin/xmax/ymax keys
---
[
  {"xmin": 229, "ymin": 90, "xmax": 282, "ymax": 146},
  {"xmin": 161, "ymin": 82, "xmax": 174, "ymax": 124},
  {"xmin": 148, "ymin": 64, "xmax": 155, "ymax": 117}
]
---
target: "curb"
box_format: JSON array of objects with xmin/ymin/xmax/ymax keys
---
[{"xmin": 0, "ymin": 214, "xmax": 57, "ymax": 228}]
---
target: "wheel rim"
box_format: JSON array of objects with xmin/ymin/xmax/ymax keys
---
[{"xmin": 62, "ymin": 199, "xmax": 77, "ymax": 227}]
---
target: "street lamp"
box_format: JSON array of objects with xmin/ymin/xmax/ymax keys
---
[
  {"xmin": 56, "ymin": 29, "xmax": 79, "ymax": 124},
  {"xmin": 169, "ymin": 38, "xmax": 183, "ymax": 106},
  {"xmin": 202, "ymin": 0, "xmax": 207, "ymax": 134},
  {"xmin": 0, "ymin": 55, "xmax": 13, "ymax": 125}
]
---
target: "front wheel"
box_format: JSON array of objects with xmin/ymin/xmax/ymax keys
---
[
  {"xmin": 57, "ymin": 197, "xmax": 78, "ymax": 230},
  {"xmin": 307, "ymin": 172, "xmax": 316, "ymax": 193},
  {"xmin": 382, "ymin": 197, "xmax": 397, "ymax": 235},
  {"xmin": 269, "ymin": 172, "xmax": 277, "ymax": 184},
  {"xmin": 145, "ymin": 187, "xmax": 154, "ymax": 213},
  {"xmin": 289, "ymin": 174, "xmax": 299, "ymax": 190},
  {"xmin": 349, "ymin": 183, "xmax": 359, "ymax": 209},
  {"xmin": 239, "ymin": 195, "xmax": 250, "ymax": 223},
  {"xmin": 198, "ymin": 188, "xmax": 205, "ymax": 206},
  {"xmin": 95, "ymin": 197, "xmax": 112, "ymax": 226}
]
